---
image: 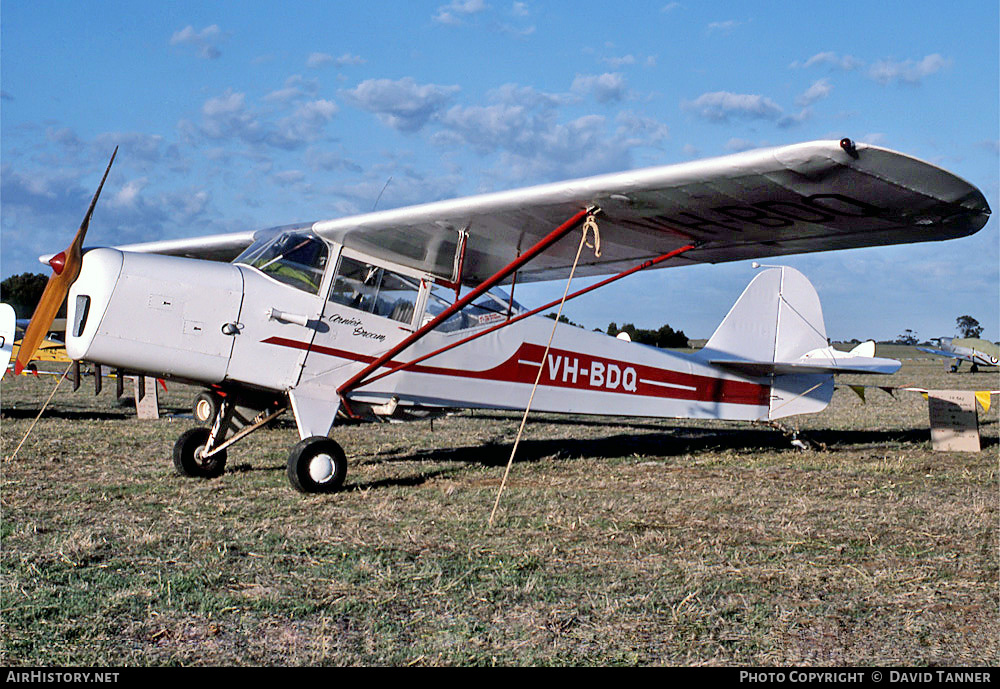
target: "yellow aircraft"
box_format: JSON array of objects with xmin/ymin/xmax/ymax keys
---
[{"xmin": 2, "ymin": 308, "xmax": 71, "ymax": 377}]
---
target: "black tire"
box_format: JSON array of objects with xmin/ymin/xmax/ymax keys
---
[
  {"xmin": 287, "ymin": 436, "xmax": 347, "ymax": 494},
  {"xmin": 193, "ymin": 391, "xmax": 221, "ymax": 424},
  {"xmin": 173, "ymin": 427, "xmax": 227, "ymax": 478}
]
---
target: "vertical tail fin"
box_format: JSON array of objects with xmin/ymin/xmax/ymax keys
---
[
  {"xmin": 704, "ymin": 266, "xmax": 829, "ymax": 362},
  {"xmin": 701, "ymin": 267, "xmax": 833, "ymax": 420}
]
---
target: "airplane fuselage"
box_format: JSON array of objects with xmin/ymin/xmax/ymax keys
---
[{"xmin": 65, "ymin": 236, "xmax": 839, "ymax": 439}]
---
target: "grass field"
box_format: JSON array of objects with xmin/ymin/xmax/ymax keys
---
[{"xmin": 1, "ymin": 351, "xmax": 997, "ymax": 666}]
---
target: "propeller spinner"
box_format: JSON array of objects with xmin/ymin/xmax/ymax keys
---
[{"xmin": 14, "ymin": 148, "xmax": 118, "ymax": 376}]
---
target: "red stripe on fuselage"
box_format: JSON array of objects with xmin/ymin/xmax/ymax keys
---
[{"xmin": 262, "ymin": 336, "xmax": 769, "ymax": 406}]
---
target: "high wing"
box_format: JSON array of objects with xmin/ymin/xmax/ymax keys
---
[
  {"xmin": 115, "ymin": 230, "xmax": 258, "ymax": 262},
  {"xmin": 96, "ymin": 140, "xmax": 990, "ymax": 285}
]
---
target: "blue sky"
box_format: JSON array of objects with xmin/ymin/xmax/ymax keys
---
[{"xmin": 2, "ymin": 0, "xmax": 997, "ymax": 341}]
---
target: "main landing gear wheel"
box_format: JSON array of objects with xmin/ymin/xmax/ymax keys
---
[
  {"xmin": 173, "ymin": 427, "xmax": 227, "ymax": 479},
  {"xmin": 193, "ymin": 391, "xmax": 222, "ymax": 424},
  {"xmin": 287, "ymin": 436, "xmax": 347, "ymax": 494}
]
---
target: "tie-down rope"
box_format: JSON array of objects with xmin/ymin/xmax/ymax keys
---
[
  {"xmin": 488, "ymin": 214, "xmax": 601, "ymax": 526},
  {"xmin": 6, "ymin": 363, "xmax": 73, "ymax": 463}
]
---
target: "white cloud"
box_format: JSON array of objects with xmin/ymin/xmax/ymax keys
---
[
  {"xmin": 343, "ymin": 78, "xmax": 460, "ymax": 132},
  {"xmin": 868, "ymin": 54, "xmax": 952, "ymax": 85},
  {"xmin": 169, "ymin": 25, "xmax": 223, "ymax": 60},
  {"xmin": 306, "ymin": 52, "xmax": 334, "ymax": 68},
  {"xmin": 978, "ymin": 139, "xmax": 1000, "ymax": 155},
  {"xmin": 860, "ymin": 132, "xmax": 889, "ymax": 146},
  {"xmin": 307, "ymin": 52, "xmax": 365, "ymax": 69},
  {"xmin": 706, "ymin": 20, "xmax": 741, "ymax": 34},
  {"xmin": 777, "ymin": 108, "xmax": 812, "ymax": 128},
  {"xmin": 614, "ymin": 111, "xmax": 669, "ymax": 143},
  {"xmin": 682, "ymin": 91, "xmax": 783, "ymax": 122},
  {"xmin": 793, "ymin": 52, "xmax": 951, "ymax": 86},
  {"xmin": 271, "ymin": 100, "xmax": 339, "ymax": 148},
  {"xmin": 488, "ymin": 83, "xmax": 576, "ymax": 108},
  {"xmin": 188, "ymin": 89, "xmax": 337, "ymax": 150},
  {"xmin": 93, "ymin": 132, "xmax": 165, "ymax": 163},
  {"xmin": 433, "ymin": 0, "xmax": 488, "ymax": 25},
  {"xmin": 265, "ymin": 75, "xmax": 320, "ymax": 104},
  {"xmin": 273, "ymin": 170, "xmax": 306, "ymax": 186},
  {"xmin": 335, "ymin": 53, "xmax": 366, "ymax": 67},
  {"xmin": 110, "ymin": 178, "xmax": 147, "ymax": 209},
  {"xmin": 793, "ymin": 51, "xmax": 863, "ymax": 71},
  {"xmin": 602, "ymin": 54, "xmax": 636, "ymax": 68},
  {"xmin": 571, "ymin": 73, "xmax": 628, "ymax": 103},
  {"xmin": 796, "ymin": 78, "xmax": 832, "ymax": 107},
  {"xmin": 433, "ymin": 84, "xmax": 669, "ymax": 182},
  {"xmin": 725, "ymin": 138, "xmax": 758, "ymax": 152}
]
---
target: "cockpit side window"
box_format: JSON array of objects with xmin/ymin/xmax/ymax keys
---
[
  {"xmin": 328, "ymin": 256, "xmax": 421, "ymax": 326},
  {"xmin": 234, "ymin": 230, "xmax": 329, "ymax": 294}
]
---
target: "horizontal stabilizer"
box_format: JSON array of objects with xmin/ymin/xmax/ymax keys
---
[{"xmin": 712, "ymin": 340, "xmax": 900, "ymax": 376}]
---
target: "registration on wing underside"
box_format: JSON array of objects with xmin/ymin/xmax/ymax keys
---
[{"xmin": 309, "ymin": 140, "xmax": 989, "ymax": 286}]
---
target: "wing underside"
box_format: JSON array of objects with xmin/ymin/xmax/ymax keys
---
[
  {"xmin": 312, "ymin": 140, "xmax": 991, "ymax": 284},
  {"xmin": 94, "ymin": 141, "xmax": 989, "ymax": 284}
]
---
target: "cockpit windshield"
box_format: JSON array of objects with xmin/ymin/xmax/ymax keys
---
[{"xmin": 234, "ymin": 229, "xmax": 329, "ymax": 294}]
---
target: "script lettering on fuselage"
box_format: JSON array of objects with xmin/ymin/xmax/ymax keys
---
[{"xmin": 327, "ymin": 313, "xmax": 386, "ymax": 342}]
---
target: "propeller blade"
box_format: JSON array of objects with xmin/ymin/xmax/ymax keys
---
[{"xmin": 13, "ymin": 148, "xmax": 117, "ymax": 375}]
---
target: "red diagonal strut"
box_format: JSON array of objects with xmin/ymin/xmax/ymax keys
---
[
  {"xmin": 336, "ymin": 207, "xmax": 593, "ymax": 400},
  {"xmin": 356, "ymin": 242, "xmax": 698, "ymax": 390}
]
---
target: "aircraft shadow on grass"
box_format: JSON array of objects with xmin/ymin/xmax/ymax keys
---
[{"xmin": 226, "ymin": 420, "xmax": 996, "ymax": 493}]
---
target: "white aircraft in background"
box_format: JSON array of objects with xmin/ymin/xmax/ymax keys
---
[
  {"xmin": 12, "ymin": 139, "xmax": 990, "ymax": 493},
  {"xmin": 919, "ymin": 337, "xmax": 1000, "ymax": 372}
]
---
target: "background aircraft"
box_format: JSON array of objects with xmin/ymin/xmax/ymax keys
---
[{"xmin": 919, "ymin": 337, "xmax": 1000, "ymax": 372}]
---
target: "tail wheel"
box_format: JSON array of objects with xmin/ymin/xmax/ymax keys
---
[
  {"xmin": 287, "ymin": 436, "xmax": 347, "ymax": 494},
  {"xmin": 173, "ymin": 427, "xmax": 227, "ymax": 478}
]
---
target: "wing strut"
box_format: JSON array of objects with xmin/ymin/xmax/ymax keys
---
[
  {"xmin": 356, "ymin": 242, "xmax": 699, "ymax": 391},
  {"xmin": 336, "ymin": 207, "xmax": 594, "ymax": 407}
]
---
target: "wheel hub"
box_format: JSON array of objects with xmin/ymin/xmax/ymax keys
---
[{"xmin": 308, "ymin": 453, "xmax": 335, "ymax": 483}]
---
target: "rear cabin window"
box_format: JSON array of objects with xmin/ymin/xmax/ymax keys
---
[
  {"xmin": 425, "ymin": 283, "xmax": 525, "ymax": 332},
  {"xmin": 328, "ymin": 256, "xmax": 421, "ymax": 326}
]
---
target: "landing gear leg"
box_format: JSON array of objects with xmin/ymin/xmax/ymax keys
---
[
  {"xmin": 173, "ymin": 427, "xmax": 227, "ymax": 478},
  {"xmin": 171, "ymin": 390, "xmax": 285, "ymax": 481}
]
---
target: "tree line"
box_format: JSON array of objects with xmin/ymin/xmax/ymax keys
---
[{"xmin": 0, "ymin": 273, "xmax": 53, "ymax": 319}]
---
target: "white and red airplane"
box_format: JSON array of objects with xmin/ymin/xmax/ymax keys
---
[{"xmin": 13, "ymin": 139, "xmax": 991, "ymax": 492}]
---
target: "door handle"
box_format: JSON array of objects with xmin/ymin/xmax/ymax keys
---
[{"xmin": 268, "ymin": 308, "xmax": 311, "ymax": 327}]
